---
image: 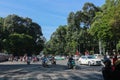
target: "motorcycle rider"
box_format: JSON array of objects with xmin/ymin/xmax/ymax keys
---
[
  {"xmin": 42, "ymin": 55, "xmax": 48, "ymax": 67},
  {"xmin": 51, "ymin": 56, "xmax": 56, "ymax": 65},
  {"xmin": 67, "ymin": 55, "xmax": 75, "ymax": 69},
  {"xmin": 102, "ymin": 59, "xmax": 113, "ymax": 80},
  {"xmin": 68, "ymin": 55, "xmax": 74, "ymax": 63},
  {"xmin": 27, "ymin": 56, "xmax": 31, "ymax": 65}
]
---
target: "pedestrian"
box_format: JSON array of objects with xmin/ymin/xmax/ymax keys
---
[
  {"xmin": 102, "ymin": 59, "xmax": 114, "ymax": 80},
  {"xmin": 113, "ymin": 60, "xmax": 120, "ymax": 80},
  {"xmin": 112, "ymin": 54, "xmax": 118, "ymax": 66}
]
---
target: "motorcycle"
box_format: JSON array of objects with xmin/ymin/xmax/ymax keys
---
[
  {"xmin": 67, "ymin": 60, "xmax": 76, "ymax": 69},
  {"xmin": 27, "ymin": 57, "xmax": 31, "ymax": 65},
  {"xmin": 51, "ymin": 59, "xmax": 56, "ymax": 65},
  {"xmin": 42, "ymin": 58, "xmax": 48, "ymax": 67}
]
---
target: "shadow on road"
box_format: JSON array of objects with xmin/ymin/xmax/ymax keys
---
[
  {"xmin": 0, "ymin": 63, "xmax": 75, "ymax": 72},
  {"xmin": 0, "ymin": 62, "xmax": 103, "ymax": 80}
]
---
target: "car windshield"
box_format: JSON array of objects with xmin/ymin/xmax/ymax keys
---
[
  {"xmin": 87, "ymin": 56, "xmax": 95, "ymax": 59},
  {"xmin": 81, "ymin": 56, "xmax": 86, "ymax": 59}
]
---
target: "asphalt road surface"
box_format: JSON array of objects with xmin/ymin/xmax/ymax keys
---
[{"xmin": 0, "ymin": 60, "xmax": 104, "ymax": 80}]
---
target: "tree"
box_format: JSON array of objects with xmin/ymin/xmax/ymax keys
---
[
  {"xmin": 0, "ymin": 14, "xmax": 44, "ymax": 55},
  {"xmin": 89, "ymin": 0, "xmax": 120, "ymax": 54},
  {"xmin": 117, "ymin": 41, "xmax": 120, "ymax": 53},
  {"xmin": 44, "ymin": 25, "xmax": 68, "ymax": 55},
  {"xmin": 82, "ymin": 2, "xmax": 101, "ymax": 28},
  {"xmin": 0, "ymin": 17, "xmax": 4, "ymax": 52},
  {"xmin": 44, "ymin": 2, "xmax": 101, "ymax": 55},
  {"xmin": 3, "ymin": 33, "xmax": 35, "ymax": 56}
]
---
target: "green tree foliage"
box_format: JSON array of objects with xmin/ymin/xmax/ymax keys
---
[
  {"xmin": 82, "ymin": 2, "xmax": 101, "ymax": 28},
  {"xmin": 117, "ymin": 41, "xmax": 120, "ymax": 51},
  {"xmin": 0, "ymin": 17, "xmax": 5, "ymax": 52},
  {"xmin": 0, "ymin": 14, "xmax": 44, "ymax": 55},
  {"xmin": 3, "ymin": 33, "xmax": 35, "ymax": 56},
  {"xmin": 45, "ymin": 2, "xmax": 101, "ymax": 55},
  {"xmin": 44, "ymin": 25, "xmax": 67, "ymax": 55},
  {"xmin": 89, "ymin": 0, "xmax": 120, "ymax": 54}
]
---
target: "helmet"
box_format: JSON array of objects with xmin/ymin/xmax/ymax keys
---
[{"xmin": 103, "ymin": 59, "xmax": 111, "ymax": 66}]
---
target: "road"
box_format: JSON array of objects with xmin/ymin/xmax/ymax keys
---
[{"xmin": 0, "ymin": 60, "xmax": 104, "ymax": 80}]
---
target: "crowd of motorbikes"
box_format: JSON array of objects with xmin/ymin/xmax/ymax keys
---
[
  {"xmin": 26, "ymin": 55, "xmax": 57, "ymax": 66},
  {"xmin": 41, "ymin": 56, "xmax": 56, "ymax": 67},
  {"xmin": 41, "ymin": 55, "xmax": 76, "ymax": 69},
  {"xmin": 26, "ymin": 55, "xmax": 76, "ymax": 69}
]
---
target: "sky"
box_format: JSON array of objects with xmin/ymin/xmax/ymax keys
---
[{"xmin": 0, "ymin": 0, "xmax": 105, "ymax": 41}]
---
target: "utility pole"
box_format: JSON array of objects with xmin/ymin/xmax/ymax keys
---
[{"xmin": 99, "ymin": 40, "xmax": 102, "ymax": 54}]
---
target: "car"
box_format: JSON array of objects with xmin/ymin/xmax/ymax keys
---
[
  {"xmin": 73, "ymin": 55, "xmax": 80, "ymax": 60},
  {"xmin": 55, "ymin": 56, "xmax": 65, "ymax": 60},
  {"xmin": 78, "ymin": 55, "xmax": 101, "ymax": 66},
  {"xmin": 93, "ymin": 54, "xmax": 104, "ymax": 60}
]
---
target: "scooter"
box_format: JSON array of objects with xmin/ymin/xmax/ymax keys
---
[
  {"xmin": 27, "ymin": 58, "xmax": 31, "ymax": 65},
  {"xmin": 42, "ymin": 58, "xmax": 48, "ymax": 67},
  {"xmin": 51, "ymin": 59, "xmax": 56, "ymax": 65},
  {"xmin": 67, "ymin": 60, "xmax": 76, "ymax": 69}
]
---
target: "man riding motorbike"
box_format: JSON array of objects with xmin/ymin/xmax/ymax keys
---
[
  {"xmin": 42, "ymin": 55, "xmax": 48, "ymax": 67},
  {"xmin": 67, "ymin": 55, "xmax": 76, "ymax": 69},
  {"xmin": 51, "ymin": 56, "xmax": 56, "ymax": 65},
  {"xmin": 27, "ymin": 56, "xmax": 31, "ymax": 65}
]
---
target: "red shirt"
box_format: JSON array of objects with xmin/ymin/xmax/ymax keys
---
[{"xmin": 113, "ymin": 58, "xmax": 117, "ymax": 65}]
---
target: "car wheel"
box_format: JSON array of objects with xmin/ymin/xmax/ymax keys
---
[{"xmin": 88, "ymin": 61, "xmax": 91, "ymax": 66}]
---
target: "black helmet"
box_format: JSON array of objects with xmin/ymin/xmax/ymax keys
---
[{"xmin": 103, "ymin": 59, "xmax": 111, "ymax": 66}]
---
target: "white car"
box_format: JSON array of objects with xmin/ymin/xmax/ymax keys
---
[
  {"xmin": 73, "ymin": 55, "xmax": 80, "ymax": 60},
  {"xmin": 94, "ymin": 54, "xmax": 103, "ymax": 60},
  {"xmin": 78, "ymin": 55, "xmax": 101, "ymax": 66}
]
